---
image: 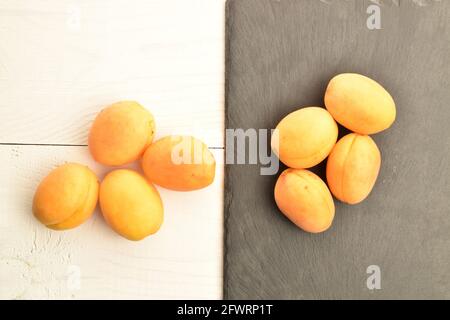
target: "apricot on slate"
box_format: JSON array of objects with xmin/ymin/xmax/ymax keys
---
[
  {"xmin": 326, "ymin": 133, "xmax": 381, "ymax": 204},
  {"xmin": 325, "ymin": 73, "xmax": 396, "ymax": 134},
  {"xmin": 33, "ymin": 163, "xmax": 99, "ymax": 230},
  {"xmin": 271, "ymin": 107, "xmax": 338, "ymax": 169},
  {"xmin": 274, "ymin": 169, "xmax": 335, "ymax": 233},
  {"xmin": 141, "ymin": 135, "xmax": 216, "ymax": 191},
  {"xmin": 99, "ymin": 169, "xmax": 163, "ymax": 241},
  {"xmin": 88, "ymin": 101, "xmax": 155, "ymax": 166}
]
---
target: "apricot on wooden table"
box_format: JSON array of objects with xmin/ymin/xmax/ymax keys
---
[
  {"xmin": 99, "ymin": 169, "xmax": 163, "ymax": 241},
  {"xmin": 89, "ymin": 101, "xmax": 155, "ymax": 166},
  {"xmin": 33, "ymin": 163, "xmax": 99, "ymax": 230},
  {"xmin": 141, "ymin": 135, "xmax": 216, "ymax": 191}
]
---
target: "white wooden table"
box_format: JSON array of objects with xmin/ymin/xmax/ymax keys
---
[{"xmin": 0, "ymin": 0, "xmax": 225, "ymax": 299}]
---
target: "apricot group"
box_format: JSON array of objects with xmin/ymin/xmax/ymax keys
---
[
  {"xmin": 273, "ymin": 73, "xmax": 396, "ymax": 233},
  {"xmin": 32, "ymin": 100, "xmax": 215, "ymax": 241}
]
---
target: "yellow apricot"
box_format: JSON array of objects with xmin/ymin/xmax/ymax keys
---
[
  {"xmin": 99, "ymin": 169, "xmax": 163, "ymax": 241},
  {"xmin": 274, "ymin": 169, "xmax": 335, "ymax": 233},
  {"xmin": 88, "ymin": 101, "xmax": 155, "ymax": 166},
  {"xmin": 326, "ymin": 133, "xmax": 381, "ymax": 204},
  {"xmin": 325, "ymin": 73, "xmax": 396, "ymax": 134},
  {"xmin": 33, "ymin": 163, "xmax": 99, "ymax": 230},
  {"xmin": 271, "ymin": 107, "xmax": 338, "ymax": 169},
  {"xmin": 141, "ymin": 135, "xmax": 216, "ymax": 191}
]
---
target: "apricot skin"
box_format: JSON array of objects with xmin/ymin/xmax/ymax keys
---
[
  {"xmin": 88, "ymin": 101, "xmax": 155, "ymax": 166},
  {"xmin": 271, "ymin": 107, "xmax": 338, "ymax": 169},
  {"xmin": 141, "ymin": 135, "xmax": 216, "ymax": 191},
  {"xmin": 274, "ymin": 169, "xmax": 335, "ymax": 233},
  {"xmin": 325, "ymin": 73, "xmax": 396, "ymax": 134},
  {"xmin": 32, "ymin": 163, "xmax": 99, "ymax": 230},
  {"xmin": 326, "ymin": 133, "xmax": 381, "ymax": 205},
  {"xmin": 99, "ymin": 169, "xmax": 163, "ymax": 241}
]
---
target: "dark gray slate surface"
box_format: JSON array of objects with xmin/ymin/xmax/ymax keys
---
[{"xmin": 225, "ymin": 0, "xmax": 450, "ymax": 299}]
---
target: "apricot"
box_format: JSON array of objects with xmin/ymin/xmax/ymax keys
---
[
  {"xmin": 271, "ymin": 107, "xmax": 338, "ymax": 169},
  {"xmin": 274, "ymin": 169, "xmax": 335, "ymax": 233},
  {"xmin": 99, "ymin": 169, "xmax": 163, "ymax": 241},
  {"xmin": 325, "ymin": 73, "xmax": 396, "ymax": 134},
  {"xmin": 33, "ymin": 163, "xmax": 99, "ymax": 230},
  {"xmin": 141, "ymin": 135, "xmax": 216, "ymax": 191},
  {"xmin": 88, "ymin": 101, "xmax": 155, "ymax": 166},
  {"xmin": 326, "ymin": 133, "xmax": 381, "ymax": 204}
]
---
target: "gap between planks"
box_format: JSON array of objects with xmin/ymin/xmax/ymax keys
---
[{"xmin": 0, "ymin": 142, "xmax": 225, "ymax": 149}]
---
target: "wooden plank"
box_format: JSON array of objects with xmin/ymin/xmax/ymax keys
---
[
  {"xmin": 0, "ymin": 145, "xmax": 223, "ymax": 299},
  {"xmin": 0, "ymin": 0, "xmax": 225, "ymax": 147}
]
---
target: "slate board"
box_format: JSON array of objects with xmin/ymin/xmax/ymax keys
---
[{"xmin": 225, "ymin": 0, "xmax": 450, "ymax": 299}]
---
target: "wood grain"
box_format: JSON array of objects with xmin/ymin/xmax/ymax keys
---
[
  {"xmin": 0, "ymin": 145, "xmax": 224, "ymax": 299},
  {"xmin": 0, "ymin": 0, "xmax": 225, "ymax": 147},
  {"xmin": 0, "ymin": 0, "xmax": 225, "ymax": 299},
  {"xmin": 225, "ymin": 0, "xmax": 450, "ymax": 299}
]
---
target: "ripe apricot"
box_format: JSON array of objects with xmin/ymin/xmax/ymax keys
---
[
  {"xmin": 33, "ymin": 163, "xmax": 99, "ymax": 230},
  {"xmin": 99, "ymin": 169, "xmax": 163, "ymax": 241},
  {"xmin": 271, "ymin": 107, "xmax": 338, "ymax": 169},
  {"xmin": 326, "ymin": 133, "xmax": 381, "ymax": 204},
  {"xmin": 88, "ymin": 101, "xmax": 155, "ymax": 166},
  {"xmin": 325, "ymin": 73, "xmax": 396, "ymax": 134},
  {"xmin": 141, "ymin": 135, "xmax": 216, "ymax": 191},
  {"xmin": 274, "ymin": 169, "xmax": 335, "ymax": 233}
]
